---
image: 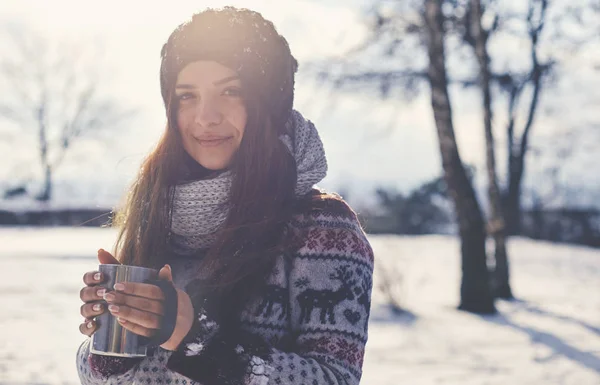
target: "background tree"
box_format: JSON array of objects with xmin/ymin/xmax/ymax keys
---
[
  {"xmin": 311, "ymin": 0, "xmax": 498, "ymax": 313},
  {"xmin": 309, "ymin": 0, "xmax": 599, "ymax": 303},
  {"xmin": 467, "ymin": 0, "xmax": 512, "ymax": 299},
  {"xmin": 463, "ymin": 0, "xmax": 597, "ymax": 294},
  {"xmin": 424, "ymin": 0, "xmax": 496, "ymax": 313},
  {"xmin": 485, "ymin": 0, "xmax": 598, "ymax": 236},
  {"xmin": 494, "ymin": 0, "xmax": 551, "ymax": 236},
  {"xmin": 0, "ymin": 24, "xmax": 134, "ymax": 202}
]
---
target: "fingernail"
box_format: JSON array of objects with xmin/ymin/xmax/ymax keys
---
[
  {"xmin": 97, "ymin": 288, "xmax": 106, "ymax": 297},
  {"xmin": 93, "ymin": 304, "xmax": 102, "ymax": 311},
  {"xmin": 117, "ymin": 317, "xmax": 127, "ymax": 323},
  {"xmin": 93, "ymin": 272, "xmax": 101, "ymax": 281},
  {"xmin": 103, "ymin": 292, "xmax": 115, "ymax": 302},
  {"xmin": 114, "ymin": 283, "xmax": 125, "ymax": 291},
  {"xmin": 87, "ymin": 321, "xmax": 93, "ymax": 329},
  {"xmin": 108, "ymin": 305, "xmax": 119, "ymax": 313}
]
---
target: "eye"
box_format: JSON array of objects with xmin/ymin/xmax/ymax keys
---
[
  {"xmin": 176, "ymin": 92, "xmax": 195, "ymax": 101},
  {"xmin": 222, "ymin": 87, "xmax": 242, "ymax": 97}
]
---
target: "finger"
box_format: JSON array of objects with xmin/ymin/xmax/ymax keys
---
[
  {"xmin": 79, "ymin": 319, "xmax": 97, "ymax": 337},
  {"xmin": 83, "ymin": 271, "xmax": 104, "ymax": 286},
  {"xmin": 98, "ymin": 248, "xmax": 120, "ymax": 265},
  {"xmin": 158, "ymin": 265, "xmax": 173, "ymax": 282},
  {"xmin": 80, "ymin": 301, "xmax": 106, "ymax": 319},
  {"xmin": 103, "ymin": 291, "xmax": 164, "ymax": 316},
  {"xmin": 109, "ymin": 304, "xmax": 162, "ymax": 330},
  {"xmin": 116, "ymin": 317, "xmax": 157, "ymax": 338},
  {"xmin": 114, "ymin": 282, "xmax": 165, "ymax": 301},
  {"xmin": 80, "ymin": 285, "xmax": 108, "ymax": 303}
]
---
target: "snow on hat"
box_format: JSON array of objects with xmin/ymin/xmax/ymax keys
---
[{"xmin": 160, "ymin": 6, "xmax": 298, "ymax": 131}]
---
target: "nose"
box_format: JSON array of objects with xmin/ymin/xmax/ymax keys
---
[{"xmin": 194, "ymin": 97, "xmax": 223, "ymax": 128}]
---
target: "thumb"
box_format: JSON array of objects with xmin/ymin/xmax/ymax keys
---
[
  {"xmin": 98, "ymin": 248, "xmax": 120, "ymax": 265},
  {"xmin": 158, "ymin": 264, "xmax": 173, "ymax": 282}
]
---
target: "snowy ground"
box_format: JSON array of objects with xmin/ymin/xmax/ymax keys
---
[{"xmin": 0, "ymin": 228, "xmax": 598, "ymax": 384}]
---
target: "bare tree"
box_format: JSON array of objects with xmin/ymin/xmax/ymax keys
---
[
  {"xmin": 424, "ymin": 0, "xmax": 496, "ymax": 313},
  {"xmin": 308, "ymin": 0, "xmax": 497, "ymax": 313},
  {"xmin": 0, "ymin": 25, "xmax": 134, "ymax": 202},
  {"xmin": 463, "ymin": 0, "xmax": 598, "ymax": 235},
  {"xmin": 467, "ymin": 0, "xmax": 512, "ymax": 299},
  {"xmin": 309, "ymin": 0, "xmax": 598, "ymax": 306},
  {"xmin": 499, "ymin": 0, "xmax": 551, "ymax": 235}
]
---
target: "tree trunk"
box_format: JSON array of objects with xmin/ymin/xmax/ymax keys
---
[
  {"xmin": 503, "ymin": 90, "xmax": 520, "ymax": 237},
  {"xmin": 504, "ymin": 154, "xmax": 524, "ymax": 236},
  {"xmin": 503, "ymin": 0, "xmax": 547, "ymax": 236},
  {"xmin": 36, "ymin": 99, "xmax": 52, "ymax": 202},
  {"xmin": 470, "ymin": 0, "xmax": 513, "ymax": 300},
  {"xmin": 424, "ymin": 0, "xmax": 496, "ymax": 314},
  {"xmin": 38, "ymin": 164, "xmax": 52, "ymax": 202}
]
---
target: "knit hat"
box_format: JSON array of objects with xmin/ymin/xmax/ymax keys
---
[{"xmin": 160, "ymin": 7, "xmax": 299, "ymax": 131}]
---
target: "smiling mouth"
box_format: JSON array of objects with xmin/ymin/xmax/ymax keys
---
[{"xmin": 194, "ymin": 137, "xmax": 232, "ymax": 147}]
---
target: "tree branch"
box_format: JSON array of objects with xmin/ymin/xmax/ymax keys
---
[{"xmin": 519, "ymin": 0, "xmax": 550, "ymax": 159}]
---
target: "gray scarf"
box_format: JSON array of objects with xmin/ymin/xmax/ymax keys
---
[{"xmin": 169, "ymin": 110, "xmax": 327, "ymax": 254}]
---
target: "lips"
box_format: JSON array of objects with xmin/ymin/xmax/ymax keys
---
[{"xmin": 194, "ymin": 136, "xmax": 232, "ymax": 147}]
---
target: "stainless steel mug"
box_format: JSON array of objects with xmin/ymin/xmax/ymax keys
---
[{"xmin": 90, "ymin": 264, "xmax": 158, "ymax": 357}]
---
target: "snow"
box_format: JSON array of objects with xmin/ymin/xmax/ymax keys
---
[
  {"xmin": 366, "ymin": 235, "xmax": 600, "ymax": 384},
  {"xmin": 0, "ymin": 228, "xmax": 598, "ymax": 384}
]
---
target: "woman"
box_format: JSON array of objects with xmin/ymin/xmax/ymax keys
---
[{"xmin": 76, "ymin": 7, "xmax": 374, "ymax": 385}]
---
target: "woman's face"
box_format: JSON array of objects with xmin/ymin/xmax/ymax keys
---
[{"xmin": 175, "ymin": 60, "xmax": 248, "ymax": 171}]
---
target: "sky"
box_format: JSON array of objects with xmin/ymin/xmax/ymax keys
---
[{"xmin": 0, "ymin": 0, "xmax": 598, "ymax": 209}]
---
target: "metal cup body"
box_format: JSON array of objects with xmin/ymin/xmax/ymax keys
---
[{"xmin": 90, "ymin": 264, "xmax": 158, "ymax": 357}]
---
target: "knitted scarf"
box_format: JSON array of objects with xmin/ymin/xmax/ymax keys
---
[{"xmin": 169, "ymin": 110, "xmax": 327, "ymax": 254}]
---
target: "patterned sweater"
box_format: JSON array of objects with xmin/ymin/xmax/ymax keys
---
[{"xmin": 76, "ymin": 194, "xmax": 374, "ymax": 385}]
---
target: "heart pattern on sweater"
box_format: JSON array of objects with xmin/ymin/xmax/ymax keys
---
[{"xmin": 344, "ymin": 309, "xmax": 361, "ymax": 325}]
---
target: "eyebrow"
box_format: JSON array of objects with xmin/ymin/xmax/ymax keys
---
[
  {"xmin": 214, "ymin": 75, "xmax": 240, "ymax": 86},
  {"xmin": 175, "ymin": 75, "xmax": 241, "ymax": 90}
]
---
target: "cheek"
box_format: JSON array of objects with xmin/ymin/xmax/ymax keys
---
[
  {"xmin": 177, "ymin": 107, "xmax": 193, "ymax": 133},
  {"xmin": 231, "ymin": 105, "xmax": 248, "ymax": 138}
]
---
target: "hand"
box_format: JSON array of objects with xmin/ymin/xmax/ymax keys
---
[
  {"xmin": 99, "ymin": 251, "xmax": 195, "ymax": 351},
  {"xmin": 78, "ymin": 248, "xmax": 121, "ymax": 336}
]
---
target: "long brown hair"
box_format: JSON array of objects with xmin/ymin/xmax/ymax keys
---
[{"xmin": 111, "ymin": 75, "xmax": 301, "ymax": 312}]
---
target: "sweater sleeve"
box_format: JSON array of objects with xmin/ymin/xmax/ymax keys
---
[
  {"xmin": 76, "ymin": 337, "xmax": 144, "ymax": 384},
  {"xmin": 166, "ymin": 211, "xmax": 374, "ymax": 385}
]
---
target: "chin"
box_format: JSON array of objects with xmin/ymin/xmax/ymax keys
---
[{"xmin": 195, "ymin": 157, "xmax": 231, "ymax": 171}]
